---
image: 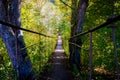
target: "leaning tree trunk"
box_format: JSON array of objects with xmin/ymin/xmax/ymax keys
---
[
  {"xmin": 69, "ymin": 0, "xmax": 88, "ymax": 70},
  {"xmin": 0, "ymin": 0, "xmax": 35, "ymax": 79},
  {"xmin": 69, "ymin": 0, "xmax": 78, "ymax": 66}
]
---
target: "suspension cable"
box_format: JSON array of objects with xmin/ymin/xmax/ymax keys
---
[
  {"xmin": 111, "ymin": 0, "xmax": 119, "ymax": 79},
  {"xmin": 68, "ymin": 42, "xmax": 82, "ymax": 48},
  {"xmin": 0, "ymin": 20, "xmax": 55, "ymax": 38},
  {"xmin": 66, "ymin": 15, "xmax": 120, "ymax": 39},
  {"xmin": 19, "ymin": 41, "xmax": 41, "ymax": 52}
]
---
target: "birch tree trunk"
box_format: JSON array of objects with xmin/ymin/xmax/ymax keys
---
[{"xmin": 0, "ymin": 0, "xmax": 35, "ymax": 79}]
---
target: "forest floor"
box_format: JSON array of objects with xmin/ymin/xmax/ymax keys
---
[{"xmin": 40, "ymin": 35, "xmax": 74, "ymax": 80}]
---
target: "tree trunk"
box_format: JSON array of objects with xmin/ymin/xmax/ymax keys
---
[
  {"xmin": 0, "ymin": 0, "xmax": 35, "ymax": 79},
  {"xmin": 69, "ymin": 0, "xmax": 88, "ymax": 70},
  {"xmin": 77, "ymin": 0, "xmax": 88, "ymax": 33},
  {"xmin": 69, "ymin": 0, "xmax": 78, "ymax": 66}
]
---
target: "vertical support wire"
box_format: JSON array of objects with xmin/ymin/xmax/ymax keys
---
[
  {"xmin": 45, "ymin": 37, "xmax": 47, "ymax": 62},
  {"xmin": 41, "ymin": 36, "xmax": 44, "ymax": 70},
  {"xmin": 47, "ymin": 37, "xmax": 48, "ymax": 61},
  {"xmin": 112, "ymin": 0, "xmax": 114, "ymax": 17},
  {"xmin": 15, "ymin": 30, "xmax": 19, "ymax": 80},
  {"xmin": 112, "ymin": 26, "xmax": 119, "ymax": 79},
  {"xmin": 39, "ymin": 34, "xmax": 41, "ymax": 73},
  {"xmin": 111, "ymin": 0, "xmax": 119, "ymax": 79},
  {"xmin": 89, "ymin": 32, "xmax": 92, "ymax": 80}
]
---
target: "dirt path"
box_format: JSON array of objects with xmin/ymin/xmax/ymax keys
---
[{"xmin": 40, "ymin": 35, "xmax": 73, "ymax": 80}]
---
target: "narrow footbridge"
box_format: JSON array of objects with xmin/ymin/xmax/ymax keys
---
[
  {"xmin": 47, "ymin": 35, "xmax": 73, "ymax": 80},
  {"xmin": 0, "ymin": 15, "xmax": 120, "ymax": 80}
]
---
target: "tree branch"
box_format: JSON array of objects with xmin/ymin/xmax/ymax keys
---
[{"xmin": 59, "ymin": 0, "xmax": 74, "ymax": 10}]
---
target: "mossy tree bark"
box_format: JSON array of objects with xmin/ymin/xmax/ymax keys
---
[
  {"xmin": 0, "ymin": 0, "xmax": 35, "ymax": 79},
  {"xmin": 69, "ymin": 0, "xmax": 88, "ymax": 70}
]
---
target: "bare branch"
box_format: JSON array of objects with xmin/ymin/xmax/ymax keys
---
[{"xmin": 59, "ymin": 0, "xmax": 74, "ymax": 10}]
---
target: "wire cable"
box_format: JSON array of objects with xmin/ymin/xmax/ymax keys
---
[
  {"xmin": 0, "ymin": 20, "xmax": 55, "ymax": 38},
  {"xmin": 67, "ymin": 15, "xmax": 120, "ymax": 39}
]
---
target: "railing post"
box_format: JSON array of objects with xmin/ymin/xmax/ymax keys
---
[
  {"xmin": 112, "ymin": 26, "xmax": 119, "ymax": 79},
  {"xmin": 39, "ymin": 34, "xmax": 41, "ymax": 72},
  {"xmin": 89, "ymin": 32, "xmax": 92, "ymax": 80},
  {"xmin": 45, "ymin": 37, "xmax": 47, "ymax": 61}
]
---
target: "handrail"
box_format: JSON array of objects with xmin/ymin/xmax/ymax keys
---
[
  {"xmin": 62, "ymin": 15, "xmax": 120, "ymax": 80},
  {"xmin": 69, "ymin": 42, "xmax": 82, "ymax": 48},
  {"xmin": 19, "ymin": 42, "xmax": 40, "ymax": 52},
  {"xmin": 0, "ymin": 20, "xmax": 55, "ymax": 38},
  {"xmin": 0, "ymin": 19, "xmax": 56, "ymax": 79},
  {"xmin": 69, "ymin": 15, "xmax": 120, "ymax": 39}
]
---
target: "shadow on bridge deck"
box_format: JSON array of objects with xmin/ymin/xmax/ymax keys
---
[{"xmin": 40, "ymin": 35, "xmax": 73, "ymax": 80}]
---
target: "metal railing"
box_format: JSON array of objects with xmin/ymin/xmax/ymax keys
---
[
  {"xmin": 0, "ymin": 20, "xmax": 56, "ymax": 79},
  {"xmin": 64, "ymin": 15, "xmax": 120, "ymax": 80}
]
